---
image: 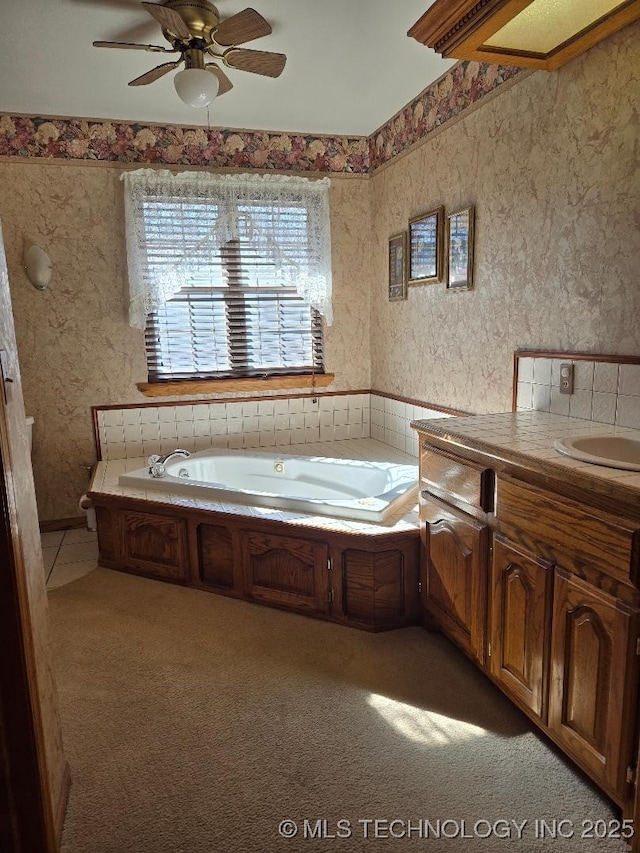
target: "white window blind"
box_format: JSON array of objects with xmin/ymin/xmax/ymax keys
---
[{"xmin": 121, "ymin": 170, "xmax": 331, "ymax": 382}]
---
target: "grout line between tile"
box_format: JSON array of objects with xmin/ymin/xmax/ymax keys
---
[{"xmin": 45, "ymin": 541, "xmax": 62, "ymax": 583}]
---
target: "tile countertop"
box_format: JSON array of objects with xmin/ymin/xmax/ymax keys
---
[
  {"xmin": 411, "ymin": 411, "xmax": 640, "ymax": 517},
  {"xmin": 89, "ymin": 438, "xmax": 419, "ymax": 536}
]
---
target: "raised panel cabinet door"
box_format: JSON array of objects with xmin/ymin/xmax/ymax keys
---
[
  {"xmin": 120, "ymin": 510, "xmax": 188, "ymax": 582},
  {"xmin": 549, "ymin": 570, "xmax": 639, "ymax": 800},
  {"xmin": 341, "ymin": 546, "xmax": 419, "ymax": 630},
  {"xmin": 241, "ymin": 530, "xmax": 330, "ymax": 614},
  {"xmin": 95, "ymin": 505, "xmax": 116, "ymax": 562},
  {"xmin": 197, "ymin": 523, "xmax": 237, "ymax": 591},
  {"xmin": 490, "ymin": 537, "xmax": 551, "ymax": 719},
  {"xmin": 421, "ymin": 493, "xmax": 489, "ymax": 664}
]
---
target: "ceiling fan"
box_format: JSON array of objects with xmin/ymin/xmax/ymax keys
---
[{"xmin": 93, "ymin": 0, "xmax": 287, "ymax": 108}]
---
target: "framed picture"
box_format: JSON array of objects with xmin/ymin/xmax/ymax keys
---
[
  {"xmin": 388, "ymin": 232, "xmax": 407, "ymax": 301},
  {"xmin": 408, "ymin": 205, "xmax": 444, "ymax": 285},
  {"xmin": 446, "ymin": 206, "xmax": 475, "ymax": 290}
]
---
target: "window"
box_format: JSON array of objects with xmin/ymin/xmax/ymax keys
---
[{"xmin": 122, "ymin": 170, "xmax": 332, "ymax": 383}]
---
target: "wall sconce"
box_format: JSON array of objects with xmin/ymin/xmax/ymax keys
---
[{"xmin": 24, "ymin": 243, "xmax": 52, "ymax": 291}]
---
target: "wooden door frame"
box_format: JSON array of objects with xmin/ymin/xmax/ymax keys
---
[
  {"xmin": 0, "ymin": 447, "xmax": 53, "ymax": 851},
  {"xmin": 0, "ymin": 219, "xmax": 66, "ymax": 851}
]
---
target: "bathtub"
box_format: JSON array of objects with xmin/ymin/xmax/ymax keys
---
[{"xmin": 118, "ymin": 448, "xmax": 418, "ymax": 523}]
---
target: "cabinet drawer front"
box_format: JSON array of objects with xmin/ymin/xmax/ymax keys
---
[
  {"xmin": 496, "ymin": 477, "xmax": 638, "ymax": 583},
  {"xmin": 420, "ymin": 443, "xmax": 493, "ymax": 512}
]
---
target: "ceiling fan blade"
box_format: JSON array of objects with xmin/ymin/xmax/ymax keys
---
[
  {"xmin": 108, "ymin": 21, "xmax": 159, "ymax": 44},
  {"xmin": 128, "ymin": 60, "xmax": 182, "ymax": 85},
  {"xmin": 94, "ymin": 40, "xmax": 175, "ymax": 52},
  {"xmin": 205, "ymin": 64, "xmax": 234, "ymax": 96},
  {"xmin": 141, "ymin": 2, "xmax": 192, "ymax": 39},
  {"xmin": 214, "ymin": 8, "xmax": 272, "ymax": 47},
  {"xmin": 223, "ymin": 48, "xmax": 286, "ymax": 78}
]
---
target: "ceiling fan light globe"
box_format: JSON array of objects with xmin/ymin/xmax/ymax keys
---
[{"xmin": 174, "ymin": 68, "xmax": 219, "ymax": 108}]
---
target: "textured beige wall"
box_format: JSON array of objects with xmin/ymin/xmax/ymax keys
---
[
  {"xmin": 0, "ymin": 163, "xmax": 371, "ymax": 520},
  {"xmin": 370, "ymin": 23, "xmax": 640, "ymax": 414}
]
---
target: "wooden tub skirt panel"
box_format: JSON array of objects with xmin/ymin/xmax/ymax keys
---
[{"xmin": 92, "ymin": 496, "xmax": 420, "ymax": 632}]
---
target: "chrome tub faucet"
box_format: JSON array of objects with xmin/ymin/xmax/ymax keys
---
[{"xmin": 147, "ymin": 448, "xmax": 191, "ymax": 478}]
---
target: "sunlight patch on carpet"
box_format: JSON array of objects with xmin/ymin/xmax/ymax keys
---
[{"xmin": 368, "ymin": 693, "xmax": 488, "ymax": 745}]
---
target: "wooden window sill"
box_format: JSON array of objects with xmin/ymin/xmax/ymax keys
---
[{"xmin": 137, "ymin": 374, "xmax": 335, "ymax": 398}]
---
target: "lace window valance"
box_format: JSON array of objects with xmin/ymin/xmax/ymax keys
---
[{"xmin": 121, "ymin": 169, "xmax": 333, "ymax": 329}]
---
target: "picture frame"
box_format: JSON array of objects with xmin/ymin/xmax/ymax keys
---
[
  {"xmin": 388, "ymin": 232, "xmax": 407, "ymax": 301},
  {"xmin": 408, "ymin": 205, "xmax": 444, "ymax": 285},
  {"xmin": 446, "ymin": 205, "xmax": 475, "ymax": 290}
]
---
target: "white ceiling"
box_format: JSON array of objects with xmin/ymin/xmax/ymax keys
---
[{"xmin": 0, "ymin": 0, "xmax": 453, "ymax": 136}]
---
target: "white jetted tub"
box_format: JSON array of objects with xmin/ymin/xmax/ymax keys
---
[{"xmin": 119, "ymin": 448, "xmax": 418, "ymax": 523}]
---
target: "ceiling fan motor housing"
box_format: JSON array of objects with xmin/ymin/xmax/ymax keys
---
[{"xmin": 163, "ymin": 0, "xmax": 220, "ymax": 43}]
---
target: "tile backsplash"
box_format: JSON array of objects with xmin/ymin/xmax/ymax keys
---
[
  {"xmin": 516, "ymin": 356, "xmax": 640, "ymax": 429},
  {"xmin": 95, "ymin": 392, "xmax": 454, "ymax": 462}
]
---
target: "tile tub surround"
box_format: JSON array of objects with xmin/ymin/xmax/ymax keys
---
[
  {"xmin": 515, "ymin": 354, "xmax": 640, "ymax": 430},
  {"xmin": 369, "ymin": 393, "xmax": 458, "ymax": 456},
  {"xmin": 94, "ymin": 392, "xmax": 461, "ymax": 463},
  {"xmin": 90, "ymin": 437, "xmax": 419, "ymax": 536}
]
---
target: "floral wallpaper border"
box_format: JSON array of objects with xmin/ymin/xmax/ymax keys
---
[
  {"xmin": 369, "ymin": 61, "xmax": 525, "ymax": 172},
  {"xmin": 0, "ymin": 61, "xmax": 525, "ymax": 174}
]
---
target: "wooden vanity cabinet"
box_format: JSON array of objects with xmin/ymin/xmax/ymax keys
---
[
  {"xmin": 416, "ymin": 434, "xmax": 640, "ymax": 812},
  {"xmin": 497, "ymin": 479, "xmax": 640, "ymax": 805}
]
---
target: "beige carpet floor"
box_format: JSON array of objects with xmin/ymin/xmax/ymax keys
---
[{"xmin": 48, "ymin": 568, "xmax": 629, "ymax": 853}]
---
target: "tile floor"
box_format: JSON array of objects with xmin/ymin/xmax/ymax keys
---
[{"xmin": 42, "ymin": 528, "xmax": 99, "ymax": 589}]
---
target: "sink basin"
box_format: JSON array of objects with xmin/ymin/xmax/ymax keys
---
[{"xmin": 554, "ymin": 434, "xmax": 640, "ymax": 471}]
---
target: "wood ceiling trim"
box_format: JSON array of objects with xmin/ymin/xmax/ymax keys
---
[
  {"xmin": 408, "ymin": 0, "xmax": 640, "ymax": 72},
  {"xmin": 408, "ymin": 0, "xmax": 530, "ymax": 55}
]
